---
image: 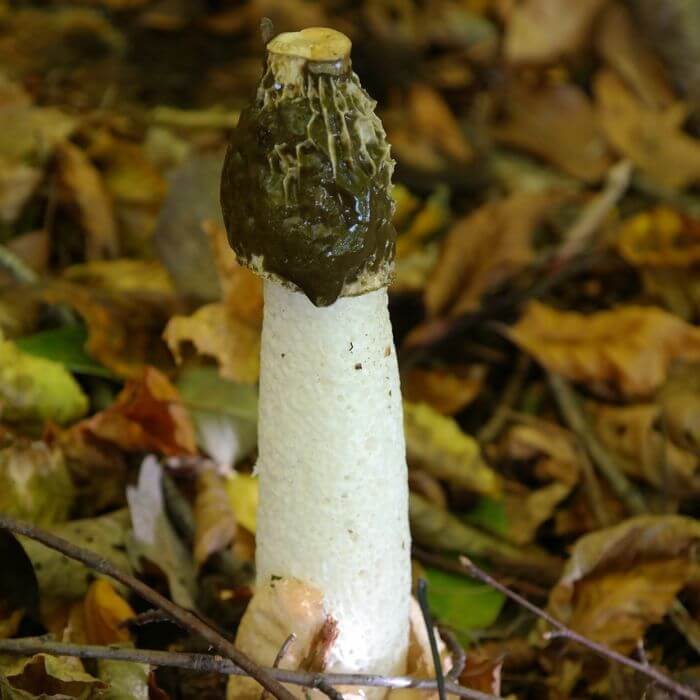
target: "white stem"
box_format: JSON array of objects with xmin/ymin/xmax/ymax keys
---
[{"xmin": 256, "ymin": 279, "xmax": 411, "ymax": 684}]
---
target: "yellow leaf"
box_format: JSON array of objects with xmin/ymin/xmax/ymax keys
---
[
  {"xmin": 509, "ymin": 302, "xmax": 700, "ymax": 398},
  {"xmin": 616, "ymin": 206, "xmax": 700, "ymax": 267},
  {"xmin": 194, "ymin": 468, "xmax": 237, "ymax": 566},
  {"xmin": 595, "ymin": 70, "xmax": 700, "ymax": 191},
  {"xmin": 226, "ymin": 472, "xmax": 258, "ymax": 534},
  {"xmin": 396, "ymin": 186, "xmax": 451, "ymax": 259},
  {"xmin": 404, "ymin": 402, "xmax": 500, "ymax": 496},
  {"xmin": 84, "ymin": 579, "xmax": 134, "ymax": 645},
  {"xmin": 164, "ymin": 302, "xmax": 260, "ymax": 383}
]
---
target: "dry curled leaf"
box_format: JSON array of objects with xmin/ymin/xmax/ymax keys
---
[
  {"xmin": 164, "ymin": 221, "xmax": 262, "ymax": 383},
  {"xmin": 494, "ymin": 82, "xmax": 611, "ymax": 182},
  {"xmin": 402, "ymin": 364, "xmax": 486, "ymax": 415},
  {"xmin": 588, "ymin": 401, "xmax": 698, "ymax": 490},
  {"xmin": 504, "ymin": 0, "xmax": 607, "ymax": 63},
  {"xmin": 502, "ymin": 481, "xmax": 572, "ymax": 546},
  {"xmin": 83, "ymin": 579, "xmax": 134, "ymax": 646},
  {"xmin": 55, "ymin": 141, "xmax": 119, "ymax": 260},
  {"xmin": 595, "ymin": 69, "xmax": 700, "ymax": 191},
  {"xmin": 617, "ymin": 207, "xmax": 700, "ymax": 267},
  {"xmin": 42, "ymin": 280, "xmax": 174, "ymax": 379},
  {"xmin": 509, "ymin": 302, "xmax": 700, "ymax": 398},
  {"xmin": 425, "ymin": 191, "xmax": 565, "ymax": 316},
  {"xmin": 407, "ymin": 83, "xmax": 473, "ymax": 163},
  {"xmin": 660, "ymin": 362, "xmax": 700, "ymax": 454},
  {"xmin": 404, "ymin": 401, "xmax": 501, "ymax": 496},
  {"xmin": 547, "ymin": 515, "xmax": 700, "ymax": 652},
  {"xmin": 164, "ymin": 302, "xmax": 260, "ymax": 383},
  {"xmin": 226, "ymin": 577, "xmax": 330, "ymax": 700},
  {"xmin": 194, "ymin": 468, "xmax": 237, "ymax": 566},
  {"xmin": 498, "ymin": 419, "xmax": 581, "ymax": 486},
  {"xmin": 86, "ymin": 366, "xmax": 196, "ymax": 456}
]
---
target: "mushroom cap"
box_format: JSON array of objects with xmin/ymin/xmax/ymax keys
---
[{"xmin": 220, "ymin": 28, "xmax": 396, "ymax": 307}]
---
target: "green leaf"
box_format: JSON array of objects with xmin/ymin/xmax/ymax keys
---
[
  {"xmin": 425, "ymin": 567, "xmax": 505, "ymax": 640},
  {"xmin": 97, "ymin": 656, "xmax": 149, "ymax": 700},
  {"xmin": 18, "ymin": 510, "xmax": 132, "ymax": 600},
  {"xmin": 0, "ymin": 442, "xmax": 75, "ymax": 527},
  {"xmin": 16, "ymin": 325, "xmax": 114, "ymax": 379},
  {"xmin": 0, "ymin": 338, "xmax": 88, "ymax": 425},
  {"xmin": 177, "ymin": 367, "xmax": 257, "ymax": 467},
  {"xmin": 463, "ymin": 497, "xmax": 509, "ymax": 538}
]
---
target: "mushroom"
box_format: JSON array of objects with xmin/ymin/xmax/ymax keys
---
[{"xmin": 220, "ymin": 26, "xmax": 411, "ymax": 696}]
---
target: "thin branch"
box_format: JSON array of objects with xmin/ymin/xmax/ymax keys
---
[
  {"xmin": 261, "ymin": 635, "xmax": 298, "ymax": 700},
  {"xmin": 440, "ymin": 627, "xmax": 466, "ymax": 681},
  {"xmin": 459, "ymin": 556, "xmax": 700, "ymax": 700},
  {"xmin": 0, "ymin": 514, "xmax": 295, "ymax": 700},
  {"xmin": 0, "ymin": 639, "xmax": 499, "ymax": 700},
  {"xmin": 417, "ymin": 579, "xmax": 447, "ymax": 700},
  {"xmin": 546, "ymin": 373, "xmax": 647, "ymax": 515}
]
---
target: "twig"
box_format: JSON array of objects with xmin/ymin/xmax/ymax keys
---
[
  {"xmin": 459, "ymin": 556, "xmax": 700, "ymax": 700},
  {"xmin": 554, "ymin": 160, "xmax": 632, "ymax": 263},
  {"xmin": 119, "ymin": 609, "xmax": 172, "ymax": 629},
  {"xmin": 477, "ymin": 355, "xmax": 530, "ymax": 443},
  {"xmin": 440, "ymin": 627, "xmax": 466, "ymax": 681},
  {"xmin": 546, "ymin": 373, "xmax": 647, "ymax": 515},
  {"xmin": 0, "ymin": 243, "xmax": 38, "ymax": 284},
  {"xmin": 0, "ymin": 514, "xmax": 295, "ymax": 700},
  {"xmin": 417, "ymin": 579, "xmax": 447, "ymax": 700},
  {"xmin": 261, "ymin": 634, "xmax": 297, "ymax": 700},
  {"xmin": 0, "ymin": 639, "xmax": 499, "ymax": 700}
]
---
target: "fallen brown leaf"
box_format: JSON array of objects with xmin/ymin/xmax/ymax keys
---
[
  {"xmin": 85, "ymin": 366, "xmax": 196, "ymax": 456},
  {"xmin": 42, "ymin": 279, "xmax": 174, "ymax": 378},
  {"xmin": 595, "ymin": 69, "xmax": 700, "ymax": 190},
  {"xmin": 660, "ymin": 362, "xmax": 700, "ymax": 454},
  {"xmin": 498, "ymin": 419, "xmax": 581, "ymax": 486},
  {"xmin": 194, "ymin": 468, "xmax": 237, "ymax": 566},
  {"xmin": 402, "ymin": 364, "xmax": 486, "ymax": 415},
  {"xmin": 509, "ymin": 302, "xmax": 700, "ymax": 398},
  {"xmin": 588, "ymin": 401, "xmax": 698, "ymax": 490},
  {"xmin": 502, "ymin": 481, "xmax": 572, "ymax": 545},
  {"xmin": 547, "ymin": 515, "xmax": 700, "ymax": 652},
  {"xmin": 495, "ymin": 82, "xmax": 611, "ymax": 182},
  {"xmin": 164, "ymin": 302, "xmax": 260, "ymax": 383},
  {"xmin": 55, "ymin": 141, "xmax": 119, "ymax": 260},
  {"xmin": 595, "ymin": 3, "xmax": 674, "ymax": 109},
  {"xmin": 408, "ymin": 83, "xmax": 473, "ymax": 163},
  {"xmin": 504, "ymin": 0, "xmax": 607, "ymax": 63},
  {"xmin": 425, "ymin": 191, "xmax": 565, "ymax": 316}
]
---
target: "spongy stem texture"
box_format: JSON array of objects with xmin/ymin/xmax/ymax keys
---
[{"xmin": 256, "ymin": 279, "xmax": 411, "ymax": 683}]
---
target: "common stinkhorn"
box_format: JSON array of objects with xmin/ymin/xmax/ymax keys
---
[{"xmin": 220, "ymin": 26, "xmax": 411, "ymax": 696}]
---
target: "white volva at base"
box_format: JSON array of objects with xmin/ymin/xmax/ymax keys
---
[{"xmin": 256, "ymin": 279, "xmax": 411, "ymax": 684}]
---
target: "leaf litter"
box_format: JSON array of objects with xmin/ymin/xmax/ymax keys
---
[{"xmin": 0, "ymin": 1, "xmax": 700, "ymax": 698}]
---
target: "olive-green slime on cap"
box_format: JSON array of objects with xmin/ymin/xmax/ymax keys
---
[{"xmin": 220, "ymin": 27, "xmax": 396, "ymax": 307}]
